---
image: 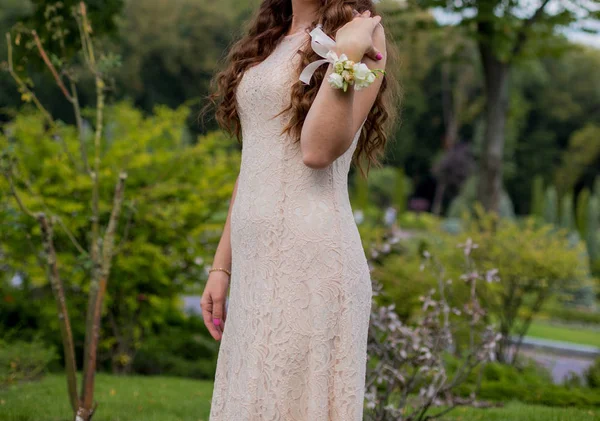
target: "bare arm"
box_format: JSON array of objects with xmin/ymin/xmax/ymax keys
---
[
  {"xmin": 201, "ymin": 173, "xmax": 239, "ymax": 341},
  {"xmin": 300, "ymin": 16, "xmax": 386, "ymax": 169},
  {"xmin": 211, "ymin": 174, "xmax": 239, "ymax": 272}
]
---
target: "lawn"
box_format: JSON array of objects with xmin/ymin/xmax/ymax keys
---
[
  {"xmin": 526, "ymin": 321, "xmax": 600, "ymax": 348},
  {"xmin": 0, "ymin": 373, "xmax": 213, "ymax": 421},
  {"xmin": 1, "ymin": 373, "xmax": 599, "ymax": 421}
]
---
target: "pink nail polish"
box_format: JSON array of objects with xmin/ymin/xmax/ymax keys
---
[{"xmin": 376, "ymin": 52, "xmax": 383, "ymax": 60}]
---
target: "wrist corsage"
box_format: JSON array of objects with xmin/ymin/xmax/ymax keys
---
[
  {"xmin": 327, "ymin": 52, "xmax": 385, "ymax": 92},
  {"xmin": 299, "ymin": 24, "xmax": 385, "ymax": 92}
]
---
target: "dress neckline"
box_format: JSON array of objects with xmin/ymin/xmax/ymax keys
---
[{"xmin": 283, "ymin": 28, "xmax": 310, "ymax": 40}]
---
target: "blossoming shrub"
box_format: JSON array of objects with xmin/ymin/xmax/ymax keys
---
[
  {"xmin": 372, "ymin": 207, "xmax": 592, "ymax": 363},
  {"xmin": 364, "ymin": 229, "xmax": 501, "ymax": 420}
]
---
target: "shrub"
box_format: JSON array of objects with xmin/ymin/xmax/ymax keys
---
[
  {"xmin": 585, "ymin": 356, "xmax": 600, "ymax": 389},
  {"xmin": 0, "ymin": 338, "xmax": 57, "ymax": 387},
  {"xmin": 365, "ymin": 232, "xmax": 502, "ymax": 421},
  {"xmin": 452, "ymin": 357, "xmax": 600, "ymax": 408},
  {"xmin": 544, "ymin": 305, "xmax": 600, "ymax": 326},
  {"xmin": 131, "ymin": 324, "xmax": 218, "ymax": 380}
]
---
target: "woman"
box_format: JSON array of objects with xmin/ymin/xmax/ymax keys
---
[{"xmin": 200, "ymin": 0, "xmax": 399, "ymax": 419}]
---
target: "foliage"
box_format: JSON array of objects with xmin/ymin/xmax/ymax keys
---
[
  {"xmin": 577, "ymin": 188, "xmax": 591, "ymax": 238},
  {"xmin": 585, "ymin": 356, "xmax": 600, "ymax": 389},
  {"xmin": 453, "ymin": 208, "xmax": 591, "ymax": 363},
  {"xmin": 447, "ymin": 176, "xmax": 515, "ymax": 219},
  {"xmin": 512, "ymin": 46, "xmax": 600, "ymax": 214},
  {"xmin": 560, "ymin": 191, "xmax": 574, "ymax": 231},
  {"xmin": 543, "ymin": 185, "xmax": 558, "ymax": 225},
  {"xmin": 0, "ymin": 337, "xmax": 57, "ymax": 387},
  {"xmin": 431, "ymin": 143, "xmax": 475, "ymax": 215},
  {"xmin": 448, "ymin": 356, "xmax": 600, "ymax": 408},
  {"xmin": 365, "ymin": 228, "xmax": 501, "ymax": 420},
  {"xmin": 542, "ymin": 305, "xmax": 600, "ymax": 326},
  {"xmin": 585, "ymin": 195, "xmax": 600, "ymax": 274},
  {"xmin": 554, "ymin": 124, "xmax": 600, "ymax": 196},
  {"xmin": 392, "ymin": 167, "xmax": 409, "ymax": 215},
  {"xmin": 0, "ymin": 103, "xmax": 240, "ymax": 375},
  {"xmin": 373, "ymin": 206, "xmax": 592, "ymax": 364},
  {"xmin": 530, "ymin": 175, "xmax": 544, "ymax": 218},
  {"xmin": 25, "ymin": 0, "xmax": 123, "ymax": 59},
  {"xmin": 354, "ymin": 165, "xmax": 413, "ymax": 209},
  {"xmin": 132, "ymin": 323, "xmax": 218, "ymax": 380},
  {"xmin": 113, "ymin": 0, "xmax": 253, "ymax": 113}
]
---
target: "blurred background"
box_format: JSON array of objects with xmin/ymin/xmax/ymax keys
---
[{"xmin": 0, "ymin": 0, "xmax": 599, "ymax": 420}]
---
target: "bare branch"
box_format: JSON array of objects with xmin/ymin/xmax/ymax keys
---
[
  {"xmin": 102, "ymin": 171, "xmax": 128, "ymax": 275},
  {"xmin": 31, "ymin": 30, "xmax": 73, "ymax": 102},
  {"xmin": 114, "ymin": 199, "xmax": 136, "ymax": 254}
]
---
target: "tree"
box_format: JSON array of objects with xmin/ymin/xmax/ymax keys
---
[
  {"xmin": 1, "ymin": 104, "xmax": 240, "ymax": 375},
  {"xmin": 414, "ymin": 0, "xmax": 600, "ymax": 213},
  {"xmin": 114, "ymin": 0, "xmax": 254, "ymax": 114},
  {"xmin": 2, "ymin": 2, "xmax": 241, "ymax": 418}
]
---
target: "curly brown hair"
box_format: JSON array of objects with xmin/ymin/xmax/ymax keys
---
[{"xmin": 200, "ymin": 0, "xmax": 401, "ymax": 178}]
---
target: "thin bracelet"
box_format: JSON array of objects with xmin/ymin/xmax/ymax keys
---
[{"xmin": 209, "ymin": 267, "xmax": 231, "ymax": 277}]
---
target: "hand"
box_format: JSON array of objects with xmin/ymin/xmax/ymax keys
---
[
  {"xmin": 334, "ymin": 9, "xmax": 383, "ymax": 63},
  {"xmin": 201, "ymin": 270, "xmax": 230, "ymax": 341}
]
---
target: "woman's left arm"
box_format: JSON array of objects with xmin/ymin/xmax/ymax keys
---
[{"xmin": 300, "ymin": 18, "xmax": 386, "ymax": 169}]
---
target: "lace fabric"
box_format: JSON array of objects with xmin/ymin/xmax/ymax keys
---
[{"xmin": 209, "ymin": 31, "xmax": 372, "ymax": 421}]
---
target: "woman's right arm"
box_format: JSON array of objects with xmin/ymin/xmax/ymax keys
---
[{"xmin": 201, "ymin": 173, "xmax": 239, "ymax": 341}]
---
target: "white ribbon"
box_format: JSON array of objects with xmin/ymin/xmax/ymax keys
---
[{"xmin": 299, "ymin": 24, "xmax": 339, "ymax": 85}]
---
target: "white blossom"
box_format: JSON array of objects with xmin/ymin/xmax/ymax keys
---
[{"xmin": 327, "ymin": 72, "xmax": 344, "ymax": 89}]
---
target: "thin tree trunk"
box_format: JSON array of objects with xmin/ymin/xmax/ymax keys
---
[
  {"xmin": 37, "ymin": 214, "xmax": 80, "ymax": 413},
  {"xmin": 80, "ymin": 173, "xmax": 127, "ymax": 418}
]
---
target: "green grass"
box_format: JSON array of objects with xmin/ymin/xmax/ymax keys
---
[
  {"xmin": 0, "ymin": 373, "xmax": 213, "ymax": 421},
  {"xmin": 442, "ymin": 402, "xmax": 600, "ymax": 421},
  {"xmin": 1, "ymin": 373, "xmax": 598, "ymax": 421},
  {"xmin": 525, "ymin": 321, "xmax": 600, "ymax": 348}
]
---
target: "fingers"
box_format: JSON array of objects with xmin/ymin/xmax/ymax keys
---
[
  {"xmin": 212, "ymin": 295, "xmax": 226, "ymax": 338},
  {"xmin": 201, "ymin": 294, "xmax": 222, "ymax": 341},
  {"xmin": 352, "ymin": 9, "xmax": 382, "ymax": 30},
  {"xmin": 372, "ymin": 15, "xmax": 382, "ymax": 28},
  {"xmin": 364, "ymin": 44, "xmax": 383, "ymax": 62},
  {"xmin": 350, "ymin": 9, "xmax": 384, "ymax": 62}
]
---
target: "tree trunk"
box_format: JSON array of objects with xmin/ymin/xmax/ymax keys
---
[
  {"xmin": 477, "ymin": 45, "xmax": 510, "ymax": 213},
  {"xmin": 432, "ymin": 182, "xmax": 446, "ymax": 216}
]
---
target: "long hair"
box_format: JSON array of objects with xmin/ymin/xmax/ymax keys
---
[{"xmin": 200, "ymin": 0, "xmax": 401, "ymax": 178}]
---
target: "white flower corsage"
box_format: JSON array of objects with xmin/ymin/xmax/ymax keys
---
[
  {"xmin": 325, "ymin": 51, "xmax": 384, "ymax": 92},
  {"xmin": 299, "ymin": 24, "xmax": 385, "ymax": 92}
]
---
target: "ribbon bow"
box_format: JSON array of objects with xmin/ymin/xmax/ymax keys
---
[{"xmin": 299, "ymin": 24, "xmax": 339, "ymax": 85}]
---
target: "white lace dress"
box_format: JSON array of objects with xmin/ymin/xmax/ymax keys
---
[{"xmin": 208, "ymin": 29, "xmax": 373, "ymax": 421}]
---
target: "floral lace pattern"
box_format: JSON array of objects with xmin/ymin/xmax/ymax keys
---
[{"xmin": 209, "ymin": 31, "xmax": 372, "ymax": 421}]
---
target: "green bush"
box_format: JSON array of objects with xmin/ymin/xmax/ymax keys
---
[
  {"xmin": 397, "ymin": 211, "xmax": 441, "ymax": 231},
  {"xmin": 544, "ymin": 305, "xmax": 600, "ymax": 326},
  {"xmin": 0, "ymin": 338, "xmax": 57, "ymax": 387},
  {"xmin": 373, "ymin": 209, "xmax": 592, "ymax": 353},
  {"xmin": 451, "ymin": 358, "xmax": 600, "ymax": 408},
  {"xmin": 131, "ymin": 323, "xmax": 218, "ymax": 380},
  {"xmin": 585, "ymin": 356, "xmax": 600, "ymax": 389}
]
